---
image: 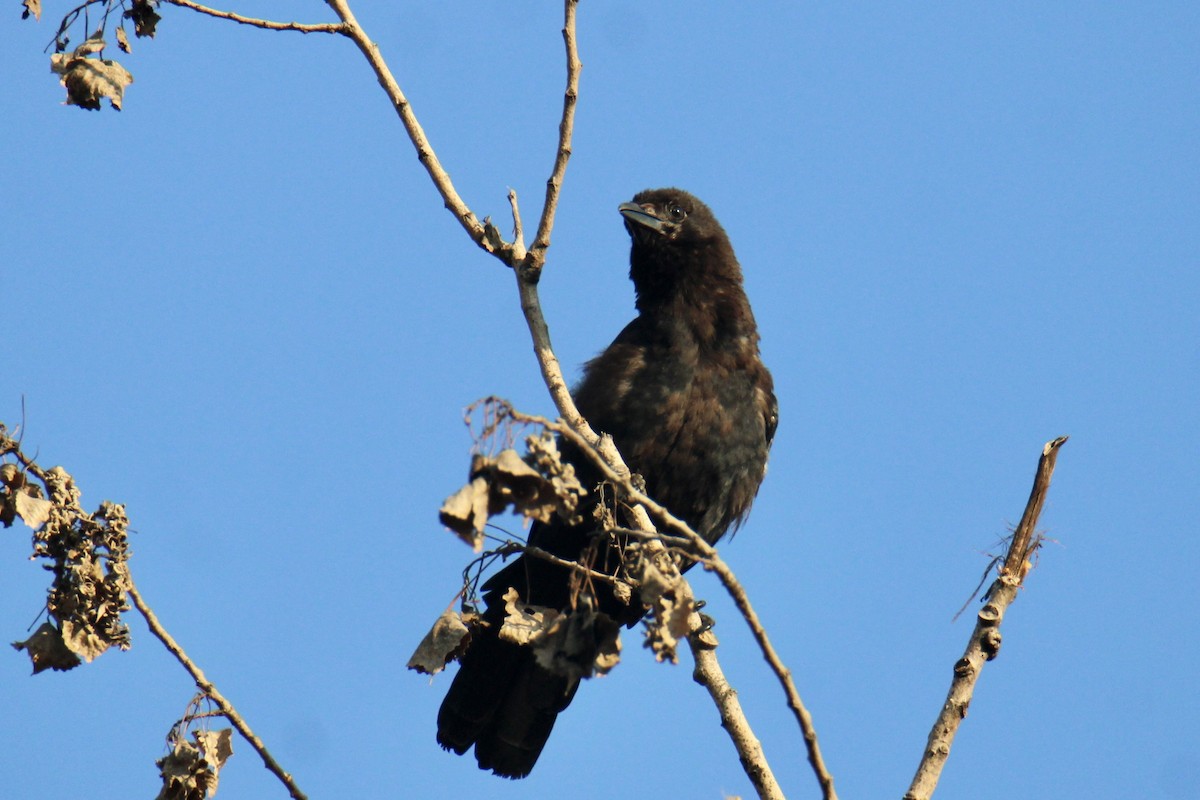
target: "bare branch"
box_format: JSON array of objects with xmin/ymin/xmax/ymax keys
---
[
  {"xmin": 905, "ymin": 436, "xmax": 1068, "ymax": 800},
  {"xmin": 690, "ymin": 637, "xmax": 785, "ymax": 800},
  {"xmin": 163, "ymin": 0, "xmax": 342, "ymax": 34},
  {"xmin": 126, "ymin": 581, "xmax": 309, "ymax": 800},
  {"xmin": 526, "ymin": 0, "xmax": 581, "ymax": 266},
  {"xmin": 323, "ymin": 0, "xmax": 492, "ymax": 253},
  {"xmin": 1001, "ymin": 436, "xmax": 1068, "ymax": 581}
]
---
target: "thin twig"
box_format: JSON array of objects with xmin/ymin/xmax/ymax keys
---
[
  {"xmin": 526, "ymin": 0, "xmax": 581, "ymax": 266},
  {"xmin": 521, "ymin": 543, "xmax": 622, "ymax": 587},
  {"xmin": 609, "ymin": 525, "xmax": 696, "ymax": 549},
  {"xmin": 904, "ymin": 436, "xmax": 1068, "ymax": 800},
  {"xmin": 164, "ymin": 0, "xmax": 342, "ymax": 33},
  {"xmin": 1001, "ymin": 437, "xmax": 1068, "ymax": 581},
  {"xmin": 323, "ymin": 0, "xmax": 492, "ymax": 253},
  {"xmin": 508, "ymin": 189, "xmax": 526, "ymax": 260},
  {"xmin": 126, "ymin": 580, "xmax": 309, "ymax": 800}
]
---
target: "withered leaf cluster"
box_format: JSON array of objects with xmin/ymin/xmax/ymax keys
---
[
  {"xmin": 2, "ymin": 460, "xmax": 132, "ymax": 673},
  {"xmin": 49, "ymin": 39, "xmax": 134, "ymax": 111},
  {"xmin": 439, "ymin": 431, "xmax": 585, "ymax": 551},
  {"xmin": 155, "ymin": 728, "xmax": 233, "ymax": 800},
  {"xmin": 624, "ymin": 540, "xmax": 705, "ymax": 664},
  {"xmin": 25, "ymin": 0, "xmax": 163, "ymax": 109},
  {"xmin": 409, "ymin": 589, "xmax": 622, "ymax": 682},
  {"xmin": 496, "ymin": 588, "xmax": 622, "ymax": 682}
]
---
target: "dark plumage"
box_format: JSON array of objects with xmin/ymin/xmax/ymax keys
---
[{"xmin": 436, "ymin": 188, "xmax": 777, "ymax": 778}]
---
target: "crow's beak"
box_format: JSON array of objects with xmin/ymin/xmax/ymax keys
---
[{"xmin": 618, "ymin": 201, "xmax": 668, "ymax": 234}]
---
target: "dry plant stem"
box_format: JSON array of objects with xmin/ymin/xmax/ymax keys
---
[
  {"xmin": 168, "ymin": 0, "xmax": 489, "ymax": 251},
  {"xmin": 522, "ymin": 544, "xmax": 620, "ymax": 586},
  {"xmin": 1001, "ymin": 436, "xmax": 1069, "ymax": 580},
  {"xmin": 905, "ymin": 436, "xmax": 1068, "ymax": 800},
  {"xmin": 508, "ymin": 190, "xmax": 526, "ymax": 258},
  {"xmin": 514, "ymin": 411, "xmax": 837, "ymax": 800},
  {"xmin": 690, "ymin": 639, "xmax": 785, "ymax": 800},
  {"xmin": 164, "ymin": 0, "xmax": 341, "ymax": 33},
  {"xmin": 528, "ymin": 0, "xmax": 581, "ymax": 262},
  {"xmin": 126, "ymin": 581, "xmax": 308, "ymax": 800},
  {"xmin": 323, "ymin": 0, "xmax": 490, "ymax": 251}
]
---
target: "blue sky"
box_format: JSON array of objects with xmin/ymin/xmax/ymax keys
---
[{"xmin": 2, "ymin": 3, "xmax": 1198, "ymax": 799}]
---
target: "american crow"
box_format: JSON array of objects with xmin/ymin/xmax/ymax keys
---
[{"xmin": 437, "ymin": 188, "xmax": 777, "ymax": 778}]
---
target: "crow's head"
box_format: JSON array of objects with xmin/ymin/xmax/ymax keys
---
[
  {"xmin": 619, "ymin": 188, "xmax": 741, "ymax": 309},
  {"xmin": 618, "ymin": 188, "xmax": 724, "ymax": 249}
]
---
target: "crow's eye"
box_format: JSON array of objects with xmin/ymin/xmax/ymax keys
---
[{"xmin": 667, "ymin": 203, "xmax": 687, "ymax": 221}]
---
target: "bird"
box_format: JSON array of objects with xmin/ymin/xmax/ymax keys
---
[{"xmin": 436, "ymin": 187, "xmax": 777, "ymax": 778}]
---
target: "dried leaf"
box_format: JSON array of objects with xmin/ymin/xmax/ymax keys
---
[
  {"xmin": 625, "ymin": 540, "xmax": 699, "ymax": 664},
  {"xmin": 127, "ymin": 0, "xmax": 162, "ymax": 38},
  {"xmin": 494, "ymin": 588, "xmax": 622, "ymax": 680},
  {"xmin": 438, "ymin": 475, "xmax": 492, "ymax": 551},
  {"xmin": 116, "ymin": 26, "xmax": 131, "ymax": 54},
  {"xmin": 50, "ymin": 51, "xmax": 134, "ymax": 111},
  {"xmin": 611, "ymin": 580, "xmax": 632, "ymax": 606},
  {"xmin": 61, "ymin": 616, "xmax": 110, "ymax": 662},
  {"xmin": 531, "ymin": 600, "xmax": 622, "ymax": 680},
  {"xmin": 155, "ymin": 728, "xmax": 233, "ymax": 800},
  {"xmin": 523, "ymin": 433, "xmax": 585, "ymax": 523},
  {"xmin": 195, "ymin": 728, "xmax": 234, "ymax": 772},
  {"xmin": 21, "ymin": 0, "xmax": 40, "ymax": 21},
  {"xmin": 497, "ymin": 587, "xmax": 558, "ymax": 646},
  {"xmin": 12, "ymin": 622, "xmax": 82, "ymax": 674},
  {"xmin": 407, "ymin": 610, "xmax": 472, "ymax": 675},
  {"xmin": 73, "ymin": 37, "xmax": 106, "ymax": 57},
  {"xmin": 438, "ymin": 435, "xmax": 589, "ymax": 550},
  {"xmin": 14, "ymin": 490, "xmax": 53, "ymax": 529}
]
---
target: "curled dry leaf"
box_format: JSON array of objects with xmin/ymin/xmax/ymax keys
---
[
  {"xmin": 127, "ymin": 0, "xmax": 162, "ymax": 38},
  {"xmin": 24, "ymin": 466, "xmax": 133, "ymax": 667},
  {"xmin": 438, "ymin": 473, "xmax": 494, "ymax": 551},
  {"xmin": 498, "ymin": 587, "xmax": 558, "ymax": 646},
  {"xmin": 624, "ymin": 540, "xmax": 699, "ymax": 664},
  {"xmin": 532, "ymin": 596, "xmax": 622, "ymax": 681},
  {"xmin": 611, "ymin": 579, "xmax": 633, "ymax": 606},
  {"xmin": 439, "ymin": 441, "xmax": 586, "ymax": 550},
  {"xmin": 14, "ymin": 490, "xmax": 53, "ymax": 530},
  {"xmin": 522, "ymin": 432, "xmax": 585, "ymax": 524},
  {"xmin": 1, "ymin": 463, "xmax": 51, "ymax": 529},
  {"xmin": 21, "ymin": 0, "xmax": 40, "ymax": 21},
  {"xmin": 116, "ymin": 26, "xmax": 131, "ymax": 54},
  {"xmin": 497, "ymin": 588, "xmax": 621, "ymax": 680},
  {"xmin": 407, "ymin": 610, "xmax": 478, "ymax": 675},
  {"xmin": 50, "ymin": 42, "xmax": 134, "ymax": 111},
  {"xmin": 155, "ymin": 728, "xmax": 233, "ymax": 800},
  {"xmin": 11, "ymin": 622, "xmax": 82, "ymax": 674}
]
